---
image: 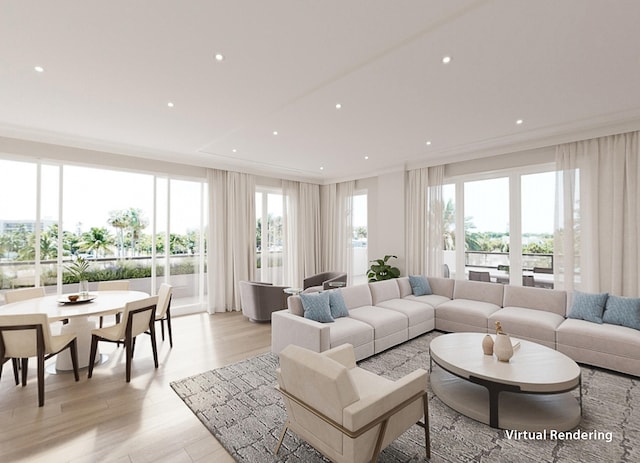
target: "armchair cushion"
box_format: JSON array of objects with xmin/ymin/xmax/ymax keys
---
[{"xmin": 300, "ymin": 291, "xmax": 334, "ymax": 323}]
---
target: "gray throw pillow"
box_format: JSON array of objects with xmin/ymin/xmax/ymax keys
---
[
  {"xmin": 568, "ymin": 290, "xmax": 608, "ymax": 324},
  {"xmin": 300, "ymin": 291, "xmax": 334, "ymax": 323},
  {"xmin": 328, "ymin": 290, "xmax": 349, "ymax": 318},
  {"xmin": 602, "ymin": 295, "xmax": 640, "ymax": 330},
  {"xmin": 409, "ymin": 275, "xmax": 432, "ymax": 296}
]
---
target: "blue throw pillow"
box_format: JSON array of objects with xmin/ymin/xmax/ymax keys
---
[
  {"xmin": 409, "ymin": 275, "xmax": 432, "ymax": 296},
  {"xmin": 603, "ymin": 295, "xmax": 640, "ymax": 330},
  {"xmin": 328, "ymin": 290, "xmax": 349, "ymax": 318},
  {"xmin": 568, "ymin": 291, "xmax": 608, "ymax": 324},
  {"xmin": 299, "ymin": 291, "xmax": 334, "ymax": 323}
]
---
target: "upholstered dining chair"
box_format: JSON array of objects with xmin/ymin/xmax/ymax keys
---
[
  {"xmin": 302, "ymin": 271, "xmax": 348, "ymax": 292},
  {"xmin": 0, "ymin": 313, "xmax": 79, "ymax": 406},
  {"xmin": 154, "ymin": 283, "xmax": 173, "ymax": 347},
  {"xmin": 88, "ymin": 296, "xmax": 158, "ymax": 383},
  {"xmin": 4, "ymin": 286, "xmax": 67, "ymax": 326},
  {"xmin": 469, "ymin": 270, "xmax": 491, "ymax": 282},
  {"xmin": 97, "ymin": 280, "xmax": 131, "ymax": 327},
  {"xmin": 4, "ymin": 287, "xmax": 46, "ymax": 304},
  {"xmin": 275, "ymin": 344, "xmax": 430, "ymax": 463}
]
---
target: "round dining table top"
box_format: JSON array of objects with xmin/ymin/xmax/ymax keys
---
[{"xmin": 1, "ymin": 290, "xmax": 149, "ymax": 322}]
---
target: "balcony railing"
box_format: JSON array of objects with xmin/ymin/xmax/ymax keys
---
[{"xmin": 464, "ymin": 251, "xmax": 553, "ymax": 272}]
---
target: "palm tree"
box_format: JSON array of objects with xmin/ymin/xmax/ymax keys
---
[
  {"xmin": 80, "ymin": 227, "xmax": 114, "ymax": 258},
  {"xmin": 125, "ymin": 208, "xmax": 148, "ymax": 256},
  {"xmin": 108, "ymin": 210, "xmax": 128, "ymax": 258}
]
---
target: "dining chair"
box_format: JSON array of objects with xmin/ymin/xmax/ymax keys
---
[
  {"xmin": 154, "ymin": 283, "xmax": 173, "ymax": 347},
  {"xmin": 469, "ymin": 270, "xmax": 491, "ymax": 282},
  {"xmin": 4, "ymin": 287, "xmax": 46, "ymax": 304},
  {"xmin": 97, "ymin": 280, "xmax": 131, "ymax": 328},
  {"xmin": 4, "ymin": 287, "xmax": 68, "ymax": 327},
  {"xmin": 88, "ymin": 296, "xmax": 159, "ymax": 383},
  {"xmin": 0, "ymin": 313, "xmax": 79, "ymax": 406},
  {"xmin": 522, "ymin": 275, "xmax": 535, "ymax": 287}
]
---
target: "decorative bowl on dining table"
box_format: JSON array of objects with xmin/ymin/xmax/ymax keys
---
[{"xmin": 57, "ymin": 294, "xmax": 97, "ymax": 304}]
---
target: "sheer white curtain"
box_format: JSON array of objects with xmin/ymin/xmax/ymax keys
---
[
  {"xmin": 283, "ymin": 180, "xmax": 321, "ymax": 288},
  {"xmin": 555, "ymin": 131, "xmax": 640, "ymax": 296},
  {"xmin": 207, "ymin": 169, "xmax": 256, "ymax": 313},
  {"xmin": 405, "ymin": 166, "xmax": 444, "ymax": 276},
  {"xmin": 320, "ymin": 181, "xmax": 354, "ymax": 282}
]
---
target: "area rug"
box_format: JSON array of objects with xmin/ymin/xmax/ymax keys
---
[{"xmin": 170, "ymin": 332, "xmax": 638, "ymax": 462}]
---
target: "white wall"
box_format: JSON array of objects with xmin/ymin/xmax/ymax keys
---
[{"xmin": 366, "ymin": 170, "xmax": 405, "ymax": 275}]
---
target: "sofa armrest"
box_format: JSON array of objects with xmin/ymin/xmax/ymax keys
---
[
  {"xmin": 342, "ymin": 369, "xmax": 428, "ymax": 432},
  {"xmin": 271, "ymin": 310, "xmax": 331, "ymax": 355}
]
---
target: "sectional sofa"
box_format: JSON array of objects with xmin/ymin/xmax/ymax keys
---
[{"xmin": 271, "ymin": 276, "xmax": 640, "ymax": 377}]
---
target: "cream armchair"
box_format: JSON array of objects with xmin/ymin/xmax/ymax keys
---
[{"xmin": 275, "ymin": 344, "xmax": 430, "ymax": 463}]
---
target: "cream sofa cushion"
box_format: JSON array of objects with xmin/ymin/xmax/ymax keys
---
[
  {"xmin": 489, "ymin": 307, "xmax": 565, "ymax": 348},
  {"xmin": 503, "ymin": 285, "xmax": 567, "ymax": 316},
  {"xmin": 453, "ymin": 280, "xmax": 504, "ymax": 306}
]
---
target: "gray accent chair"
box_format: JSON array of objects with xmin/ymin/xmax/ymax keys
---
[
  {"xmin": 302, "ymin": 271, "xmax": 348, "ymax": 293},
  {"xmin": 239, "ymin": 281, "xmax": 290, "ymax": 322}
]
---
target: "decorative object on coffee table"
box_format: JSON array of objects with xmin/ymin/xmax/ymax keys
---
[
  {"xmin": 482, "ymin": 334, "xmax": 494, "ymax": 355},
  {"xmin": 493, "ymin": 321, "xmax": 514, "ymax": 362}
]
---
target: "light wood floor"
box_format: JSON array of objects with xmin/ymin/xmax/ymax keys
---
[{"xmin": 0, "ymin": 312, "xmax": 272, "ymax": 462}]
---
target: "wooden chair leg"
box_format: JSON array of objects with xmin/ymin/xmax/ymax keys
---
[
  {"xmin": 166, "ymin": 310, "xmax": 173, "ymax": 348},
  {"xmin": 37, "ymin": 350, "xmax": 45, "ymax": 407},
  {"xmin": 69, "ymin": 339, "xmax": 80, "ymax": 382},
  {"xmin": 21, "ymin": 358, "xmax": 28, "ymax": 386},
  {"xmin": 88, "ymin": 335, "xmax": 99, "ymax": 378},
  {"xmin": 160, "ymin": 319, "xmax": 165, "ymax": 341},
  {"xmin": 125, "ymin": 336, "xmax": 133, "ymax": 383},
  {"xmin": 149, "ymin": 322, "xmax": 159, "ymax": 369},
  {"xmin": 12, "ymin": 358, "xmax": 19, "ymax": 385}
]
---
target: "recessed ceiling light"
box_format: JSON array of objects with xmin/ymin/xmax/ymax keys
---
[
  {"xmin": 273, "ymin": 130, "xmax": 278, "ymax": 136},
  {"xmin": 442, "ymin": 56, "xmax": 452, "ymax": 64},
  {"xmin": 335, "ymin": 103, "xmax": 342, "ymax": 109},
  {"xmin": 426, "ymin": 141, "xmax": 432, "ymax": 146},
  {"xmin": 34, "ymin": 66, "xmax": 44, "ymax": 73},
  {"xmin": 516, "ymin": 119, "xmax": 524, "ymax": 125},
  {"xmin": 215, "ymin": 53, "xmax": 224, "ymax": 62},
  {"xmin": 232, "ymin": 148, "xmax": 237, "ymax": 153},
  {"xmin": 167, "ymin": 102, "xmax": 174, "ymax": 108},
  {"xmin": 364, "ymin": 155, "xmax": 369, "ymax": 160},
  {"xmin": 320, "ymin": 166, "xmax": 324, "ymax": 171}
]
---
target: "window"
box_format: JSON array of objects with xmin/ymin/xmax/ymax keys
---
[
  {"xmin": 0, "ymin": 159, "xmax": 207, "ymax": 311},
  {"xmin": 351, "ymin": 193, "xmax": 368, "ymax": 285},
  {"xmin": 444, "ymin": 164, "xmax": 556, "ymax": 287},
  {"xmin": 256, "ymin": 189, "xmax": 284, "ymax": 284},
  {"xmin": 464, "ymin": 177, "xmax": 510, "ymax": 272}
]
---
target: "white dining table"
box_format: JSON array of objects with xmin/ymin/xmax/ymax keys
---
[{"xmin": 2, "ymin": 290, "xmax": 149, "ymax": 371}]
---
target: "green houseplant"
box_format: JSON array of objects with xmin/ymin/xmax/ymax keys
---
[
  {"xmin": 367, "ymin": 255, "xmax": 401, "ymax": 282},
  {"xmin": 66, "ymin": 255, "xmax": 91, "ymax": 296}
]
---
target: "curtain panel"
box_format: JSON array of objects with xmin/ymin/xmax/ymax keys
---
[
  {"xmin": 283, "ymin": 180, "xmax": 321, "ymax": 288},
  {"xmin": 320, "ymin": 181, "xmax": 354, "ymax": 282},
  {"xmin": 555, "ymin": 131, "xmax": 640, "ymax": 296},
  {"xmin": 207, "ymin": 169, "xmax": 256, "ymax": 313},
  {"xmin": 405, "ymin": 166, "xmax": 444, "ymax": 276}
]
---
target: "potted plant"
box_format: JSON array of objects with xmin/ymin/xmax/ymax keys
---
[
  {"xmin": 67, "ymin": 255, "xmax": 91, "ymax": 296},
  {"xmin": 367, "ymin": 255, "xmax": 401, "ymax": 282}
]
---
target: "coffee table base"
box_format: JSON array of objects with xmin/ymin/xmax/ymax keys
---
[{"xmin": 431, "ymin": 368, "xmax": 581, "ymax": 431}]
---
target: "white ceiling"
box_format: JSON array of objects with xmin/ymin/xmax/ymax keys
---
[{"xmin": 2, "ymin": 0, "xmax": 640, "ymax": 183}]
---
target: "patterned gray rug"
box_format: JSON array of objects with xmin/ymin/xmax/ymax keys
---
[{"xmin": 170, "ymin": 332, "xmax": 638, "ymax": 462}]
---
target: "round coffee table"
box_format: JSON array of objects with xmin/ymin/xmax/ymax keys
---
[{"xmin": 429, "ymin": 332, "xmax": 582, "ymax": 431}]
